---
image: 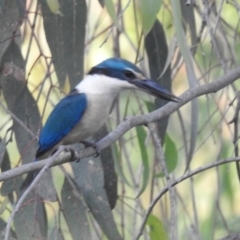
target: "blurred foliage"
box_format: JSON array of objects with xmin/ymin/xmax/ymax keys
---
[
  {"xmin": 0, "ymin": 0, "xmax": 240, "ymax": 239},
  {"xmin": 146, "ymin": 214, "xmax": 168, "ymax": 240}
]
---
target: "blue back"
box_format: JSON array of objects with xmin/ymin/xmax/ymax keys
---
[{"xmin": 37, "ymin": 91, "xmax": 87, "ymax": 157}]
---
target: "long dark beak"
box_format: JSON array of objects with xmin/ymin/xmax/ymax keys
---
[{"xmin": 129, "ymin": 79, "xmax": 180, "ymax": 102}]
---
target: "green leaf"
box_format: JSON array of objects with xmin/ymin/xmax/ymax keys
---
[
  {"xmin": 136, "ymin": 126, "xmax": 149, "ymax": 197},
  {"xmin": 104, "ymin": 0, "xmax": 118, "ymax": 27},
  {"xmin": 0, "ymin": 143, "xmax": 14, "ymax": 203},
  {"xmin": 72, "ymin": 157, "xmax": 122, "ymax": 240},
  {"xmin": 145, "ymin": 101, "xmax": 155, "ymax": 112},
  {"xmin": 40, "ymin": 0, "xmax": 87, "ymax": 88},
  {"xmin": 171, "ymin": 0, "xmax": 198, "ymax": 172},
  {"xmin": 221, "ymin": 164, "xmax": 234, "ymax": 205},
  {"xmin": 180, "ymin": 0, "xmax": 197, "ymax": 54},
  {"xmin": 98, "ymin": 0, "xmax": 104, "ymax": 7},
  {"xmin": 123, "ymin": 94, "xmax": 131, "ymax": 119},
  {"xmin": 0, "ymin": 138, "xmax": 6, "ymax": 167},
  {"xmin": 146, "ymin": 214, "xmax": 168, "ymax": 240},
  {"xmin": 200, "ymin": 206, "xmax": 215, "ymax": 240},
  {"xmin": 94, "ymin": 126, "xmax": 118, "ymax": 209},
  {"xmin": 0, "ymin": 41, "xmax": 58, "ymax": 201},
  {"xmin": 49, "ymin": 226, "xmax": 65, "ymax": 240},
  {"xmin": 0, "ymin": 0, "xmax": 20, "ymax": 64},
  {"xmin": 164, "ymin": 134, "xmax": 178, "ymax": 172},
  {"xmin": 220, "ymin": 143, "xmax": 234, "ymax": 205},
  {"xmin": 46, "ymin": 0, "xmax": 62, "ymax": 15},
  {"xmin": 145, "ymin": 20, "xmax": 172, "ymax": 142},
  {"xmin": 14, "ymin": 194, "xmax": 47, "ymax": 240},
  {"xmin": 140, "ymin": 0, "xmax": 162, "ymax": 35},
  {"xmin": 155, "ymin": 134, "xmax": 178, "ymax": 177},
  {"xmin": 0, "ymin": 218, "xmax": 17, "ymax": 239},
  {"xmin": 1, "ymin": 41, "xmax": 39, "ymax": 165},
  {"xmin": 112, "ymin": 142, "xmax": 131, "ymax": 186},
  {"xmin": 61, "ymin": 177, "xmax": 90, "ymax": 240}
]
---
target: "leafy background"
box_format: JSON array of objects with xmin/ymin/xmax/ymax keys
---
[{"xmin": 0, "ymin": 0, "xmax": 240, "ymax": 239}]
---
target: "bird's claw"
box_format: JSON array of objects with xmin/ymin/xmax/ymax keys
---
[
  {"xmin": 93, "ymin": 146, "xmax": 100, "ymax": 158},
  {"xmin": 64, "ymin": 147, "xmax": 80, "ymax": 162},
  {"xmin": 80, "ymin": 140, "xmax": 100, "ymax": 158}
]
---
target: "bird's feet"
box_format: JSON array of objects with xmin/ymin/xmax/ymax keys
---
[
  {"xmin": 80, "ymin": 140, "xmax": 100, "ymax": 157},
  {"xmin": 64, "ymin": 146, "xmax": 79, "ymax": 162}
]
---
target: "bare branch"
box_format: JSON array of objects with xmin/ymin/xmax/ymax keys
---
[
  {"xmin": 135, "ymin": 156, "xmax": 240, "ymax": 239},
  {"xmin": 218, "ymin": 233, "xmax": 240, "ymax": 240},
  {"xmin": 229, "ymin": 92, "xmax": 240, "ymax": 180},
  {"xmin": 0, "ymin": 66, "xmax": 240, "ymax": 182},
  {"xmin": 0, "ymin": 147, "xmax": 92, "ymax": 182},
  {"xmin": 4, "ymin": 147, "xmax": 65, "ymax": 240},
  {"xmin": 149, "ymin": 123, "xmax": 177, "ymax": 240},
  {"xmin": 0, "ymin": 102, "xmax": 36, "ymax": 139}
]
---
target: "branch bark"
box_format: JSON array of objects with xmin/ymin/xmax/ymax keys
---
[
  {"xmin": 135, "ymin": 156, "xmax": 240, "ymax": 240},
  {"xmin": 4, "ymin": 147, "xmax": 64, "ymax": 240},
  {"xmin": 149, "ymin": 123, "xmax": 177, "ymax": 240},
  {"xmin": 0, "ymin": 66, "xmax": 240, "ymax": 182}
]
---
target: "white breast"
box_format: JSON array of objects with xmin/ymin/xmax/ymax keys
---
[
  {"xmin": 62, "ymin": 74, "xmax": 135, "ymax": 144},
  {"xmin": 63, "ymin": 94, "xmax": 114, "ymax": 143}
]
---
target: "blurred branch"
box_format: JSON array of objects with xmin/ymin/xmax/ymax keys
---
[
  {"xmin": 1, "ymin": 66, "xmax": 240, "ymax": 182},
  {"xmin": 4, "ymin": 147, "xmax": 64, "ymax": 240},
  {"xmin": 135, "ymin": 156, "xmax": 240, "ymax": 240},
  {"xmin": 149, "ymin": 123, "xmax": 177, "ymax": 240},
  {"xmin": 218, "ymin": 233, "xmax": 240, "ymax": 240},
  {"xmin": 0, "ymin": 102, "xmax": 35, "ymax": 139},
  {"xmin": 229, "ymin": 92, "xmax": 240, "ymax": 181}
]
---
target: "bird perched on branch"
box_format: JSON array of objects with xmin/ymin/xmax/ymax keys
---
[{"xmin": 22, "ymin": 58, "xmax": 179, "ymax": 188}]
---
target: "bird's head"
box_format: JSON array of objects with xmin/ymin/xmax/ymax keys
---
[{"xmin": 88, "ymin": 58, "xmax": 179, "ymax": 102}]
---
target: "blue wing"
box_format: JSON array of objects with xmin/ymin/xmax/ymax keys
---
[{"xmin": 36, "ymin": 91, "xmax": 87, "ymax": 157}]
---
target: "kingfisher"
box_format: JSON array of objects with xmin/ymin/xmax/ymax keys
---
[{"xmin": 22, "ymin": 58, "xmax": 179, "ymax": 188}]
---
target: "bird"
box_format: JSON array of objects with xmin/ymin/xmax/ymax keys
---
[{"xmin": 22, "ymin": 58, "xmax": 179, "ymax": 188}]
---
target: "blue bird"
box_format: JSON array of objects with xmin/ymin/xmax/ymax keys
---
[{"xmin": 22, "ymin": 58, "xmax": 179, "ymax": 188}]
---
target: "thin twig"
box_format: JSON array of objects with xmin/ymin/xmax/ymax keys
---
[
  {"xmin": 135, "ymin": 156, "xmax": 240, "ymax": 239},
  {"xmin": 149, "ymin": 123, "xmax": 176, "ymax": 240},
  {"xmin": 229, "ymin": 92, "xmax": 240, "ymax": 181},
  {"xmin": 99, "ymin": 0, "xmax": 131, "ymax": 47},
  {"xmin": 0, "ymin": 102, "xmax": 35, "ymax": 139},
  {"xmin": 4, "ymin": 146, "xmax": 64, "ymax": 240}
]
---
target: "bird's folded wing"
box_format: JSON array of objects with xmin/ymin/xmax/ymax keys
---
[{"xmin": 37, "ymin": 92, "xmax": 87, "ymax": 157}]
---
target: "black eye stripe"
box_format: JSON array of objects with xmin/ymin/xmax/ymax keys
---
[
  {"xmin": 88, "ymin": 67, "xmax": 139, "ymax": 80},
  {"xmin": 124, "ymin": 70, "xmax": 135, "ymax": 79}
]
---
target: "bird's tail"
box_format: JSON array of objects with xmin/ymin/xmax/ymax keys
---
[
  {"xmin": 21, "ymin": 170, "xmax": 39, "ymax": 190},
  {"xmin": 21, "ymin": 159, "xmax": 40, "ymax": 190}
]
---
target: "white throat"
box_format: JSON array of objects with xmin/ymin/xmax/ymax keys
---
[{"xmin": 66, "ymin": 74, "xmax": 137, "ymax": 141}]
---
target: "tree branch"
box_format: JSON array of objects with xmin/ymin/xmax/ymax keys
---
[
  {"xmin": 4, "ymin": 147, "xmax": 64, "ymax": 240},
  {"xmin": 149, "ymin": 123, "xmax": 177, "ymax": 240},
  {"xmin": 135, "ymin": 156, "xmax": 240, "ymax": 240},
  {"xmin": 0, "ymin": 66, "xmax": 240, "ymax": 182}
]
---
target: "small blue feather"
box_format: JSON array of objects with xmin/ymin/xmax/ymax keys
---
[
  {"xmin": 96, "ymin": 58, "xmax": 142, "ymax": 74},
  {"xmin": 37, "ymin": 91, "xmax": 87, "ymax": 157}
]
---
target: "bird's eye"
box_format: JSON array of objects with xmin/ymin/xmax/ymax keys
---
[{"xmin": 124, "ymin": 70, "xmax": 135, "ymax": 79}]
